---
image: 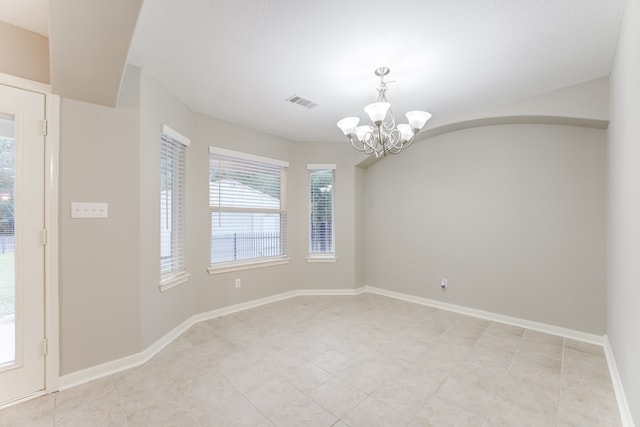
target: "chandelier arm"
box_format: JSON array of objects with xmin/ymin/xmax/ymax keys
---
[
  {"xmin": 361, "ymin": 131, "xmax": 378, "ymax": 152},
  {"xmin": 361, "ymin": 133, "xmax": 382, "ymax": 157},
  {"xmin": 348, "ymin": 136, "xmax": 367, "ymax": 152},
  {"xmin": 388, "ymin": 135, "xmax": 407, "ymax": 154},
  {"xmin": 387, "ymin": 134, "xmax": 406, "ymax": 154},
  {"xmin": 368, "ymin": 132, "xmax": 384, "ymax": 158},
  {"xmin": 382, "ymin": 110, "xmax": 396, "ymax": 133},
  {"xmin": 401, "ymin": 136, "xmax": 416, "ymax": 149},
  {"xmin": 384, "ymin": 128, "xmax": 401, "ymax": 151},
  {"xmin": 349, "ymin": 136, "xmax": 377, "ymax": 156}
]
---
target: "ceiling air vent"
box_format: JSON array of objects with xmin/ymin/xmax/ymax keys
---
[{"xmin": 285, "ymin": 94, "xmax": 318, "ymax": 109}]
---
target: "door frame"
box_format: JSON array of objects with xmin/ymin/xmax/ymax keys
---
[{"xmin": 0, "ymin": 71, "xmax": 60, "ymax": 402}]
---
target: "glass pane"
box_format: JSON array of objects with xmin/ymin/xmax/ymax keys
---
[
  {"xmin": 160, "ymin": 137, "xmax": 186, "ymax": 278},
  {"xmin": 0, "ymin": 113, "xmax": 15, "ymax": 366},
  {"xmin": 211, "ymin": 212, "xmax": 282, "ymax": 263},
  {"xmin": 309, "ymin": 169, "xmax": 334, "ymax": 254},
  {"xmin": 160, "ymin": 156, "xmax": 173, "ymax": 274}
]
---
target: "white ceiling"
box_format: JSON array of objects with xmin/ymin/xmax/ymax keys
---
[
  {"xmin": 0, "ymin": 0, "xmax": 49, "ymax": 36},
  {"xmin": 3, "ymin": 1, "xmax": 627, "ymax": 143},
  {"xmin": 128, "ymin": 0, "xmax": 627, "ymax": 143}
]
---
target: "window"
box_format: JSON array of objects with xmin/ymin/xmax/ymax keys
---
[
  {"xmin": 160, "ymin": 125, "xmax": 189, "ymax": 290},
  {"xmin": 209, "ymin": 147, "xmax": 289, "ymax": 272},
  {"xmin": 308, "ymin": 164, "xmax": 336, "ymax": 260}
]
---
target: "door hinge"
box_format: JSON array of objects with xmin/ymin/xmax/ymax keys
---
[
  {"xmin": 43, "ymin": 338, "xmax": 48, "ymax": 356},
  {"xmin": 42, "ymin": 228, "xmax": 47, "ymax": 246},
  {"xmin": 42, "ymin": 119, "xmax": 48, "ymax": 136}
]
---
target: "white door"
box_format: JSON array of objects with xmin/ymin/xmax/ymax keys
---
[{"xmin": 0, "ymin": 83, "xmax": 46, "ymax": 404}]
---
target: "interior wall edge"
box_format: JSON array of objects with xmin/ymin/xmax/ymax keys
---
[
  {"xmin": 356, "ymin": 115, "xmax": 608, "ymax": 168},
  {"xmin": 604, "ymin": 336, "xmax": 637, "ymax": 427}
]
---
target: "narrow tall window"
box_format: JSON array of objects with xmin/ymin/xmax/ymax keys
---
[
  {"xmin": 308, "ymin": 164, "xmax": 335, "ymax": 259},
  {"xmin": 160, "ymin": 125, "xmax": 189, "ymax": 289},
  {"xmin": 209, "ymin": 147, "xmax": 288, "ymax": 271}
]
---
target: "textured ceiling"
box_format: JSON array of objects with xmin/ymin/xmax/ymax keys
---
[
  {"xmin": 128, "ymin": 0, "xmax": 626, "ymax": 143},
  {"xmin": 0, "ymin": 0, "xmax": 49, "ymax": 36}
]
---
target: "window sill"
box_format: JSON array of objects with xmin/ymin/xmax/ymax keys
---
[
  {"xmin": 159, "ymin": 272, "xmax": 190, "ymax": 292},
  {"xmin": 306, "ymin": 255, "xmax": 337, "ymax": 263},
  {"xmin": 208, "ymin": 257, "xmax": 291, "ymax": 275}
]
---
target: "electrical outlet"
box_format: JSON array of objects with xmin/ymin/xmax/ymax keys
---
[
  {"xmin": 440, "ymin": 277, "xmax": 448, "ymax": 290},
  {"xmin": 235, "ymin": 279, "xmax": 241, "ymax": 288}
]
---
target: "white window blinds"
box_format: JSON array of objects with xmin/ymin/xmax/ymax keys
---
[
  {"xmin": 308, "ymin": 164, "xmax": 335, "ymax": 256},
  {"xmin": 160, "ymin": 126, "xmax": 189, "ymax": 285},
  {"xmin": 209, "ymin": 147, "xmax": 288, "ymax": 267}
]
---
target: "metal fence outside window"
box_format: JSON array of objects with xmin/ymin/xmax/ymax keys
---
[{"xmin": 211, "ymin": 232, "xmax": 281, "ymax": 263}]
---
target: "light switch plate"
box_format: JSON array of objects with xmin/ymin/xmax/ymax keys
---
[{"xmin": 71, "ymin": 202, "xmax": 109, "ymax": 219}]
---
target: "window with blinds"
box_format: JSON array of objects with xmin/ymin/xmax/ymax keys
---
[
  {"xmin": 160, "ymin": 125, "xmax": 189, "ymax": 289},
  {"xmin": 209, "ymin": 147, "xmax": 288, "ymax": 269},
  {"xmin": 308, "ymin": 164, "xmax": 335, "ymax": 257}
]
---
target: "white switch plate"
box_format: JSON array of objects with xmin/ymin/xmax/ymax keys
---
[{"xmin": 71, "ymin": 202, "xmax": 109, "ymax": 219}]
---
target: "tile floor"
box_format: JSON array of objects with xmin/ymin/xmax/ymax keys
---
[{"xmin": 0, "ymin": 294, "xmax": 622, "ymax": 426}]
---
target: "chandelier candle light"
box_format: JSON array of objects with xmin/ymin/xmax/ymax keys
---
[{"xmin": 337, "ymin": 67, "xmax": 432, "ymax": 158}]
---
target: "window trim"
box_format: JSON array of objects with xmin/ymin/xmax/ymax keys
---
[
  {"xmin": 209, "ymin": 146, "xmax": 289, "ymax": 167},
  {"xmin": 207, "ymin": 257, "xmax": 291, "ymax": 275},
  {"xmin": 160, "ymin": 272, "xmax": 191, "ymax": 292},
  {"xmin": 307, "ymin": 163, "xmax": 336, "ymax": 261},
  {"xmin": 159, "ymin": 125, "xmax": 190, "ymax": 290},
  {"xmin": 306, "ymin": 255, "xmax": 337, "ymax": 263},
  {"xmin": 209, "ymin": 146, "xmax": 289, "ymax": 272}
]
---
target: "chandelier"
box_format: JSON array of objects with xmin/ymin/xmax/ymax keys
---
[{"xmin": 337, "ymin": 67, "xmax": 431, "ymax": 158}]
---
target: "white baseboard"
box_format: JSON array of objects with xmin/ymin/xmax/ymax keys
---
[
  {"xmin": 603, "ymin": 336, "xmax": 636, "ymax": 427},
  {"xmin": 60, "ymin": 285, "xmax": 617, "ymax": 401},
  {"xmin": 364, "ymin": 286, "xmax": 604, "ymax": 344},
  {"xmin": 58, "ymin": 315, "xmax": 194, "ymax": 390},
  {"xmin": 55, "ymin": 286, "xmax": 633, "ymax": 425},
  {"xmin": 296, "ymin": 287, "xmax": 366, "ymax": 296},
  {"xmin": 191, "ymin": 290, "xmax": 299, "ymax": 324},
  {"xmin": 59, "ymin": 287, "xmax": 363, "ymax": 390}
]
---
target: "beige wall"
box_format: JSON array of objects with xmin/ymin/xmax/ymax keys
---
[
  {"xmin": 0, "ymin": 4, "xmax": 627, "ymax": 391},
  {"xmin": 166, "ymin": 116, "xmax": 362, "ymax": 315},
  {"xmin": 291, "ymin": 142, "xmax": 357, "ymax": 290},
  {"xmin": 49, "ymin": 0, "xmax": 143, "ymax": 107},
  {"xmin": 364, "ymin": 124, "xmax": 607, "ymax": 334},
  {"xmin": 59, "ymin": 98, "xmax": 141, "ymax": 374},
  {"xmin": 0, "ymin": 21, "xmax": 49, "ymax": 84},
  {"xmin": 354, "ymin": 165, "xmax": 366, "ymax": 288},
  {"xmin": 12, "ymin": 57, "xmax": 616, "ymax": 376},
  {"xmin": 190, "ymin": 114, "xmax": 299, "ymax": 312},
  {"xmin": 55, "ymin": 71, "xmax": 613, "ymax": 374},
  {"xmin": 138, "ymin": 69, "xmax": 196, "ymax": 347},
  {"xmin": 608, "ymin": 0, "xmax": 640, "ymax": 423},
  {"xmin": 354, "ymin": 77, "xmax": 610, "ymax": 169},
  {"xmin": 190, "ymin": 118, "xmax": 362, "ymax": 310},
  {"xmin": 56, "ymin": 66, "xmax": 361, "ymax": 374}
]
